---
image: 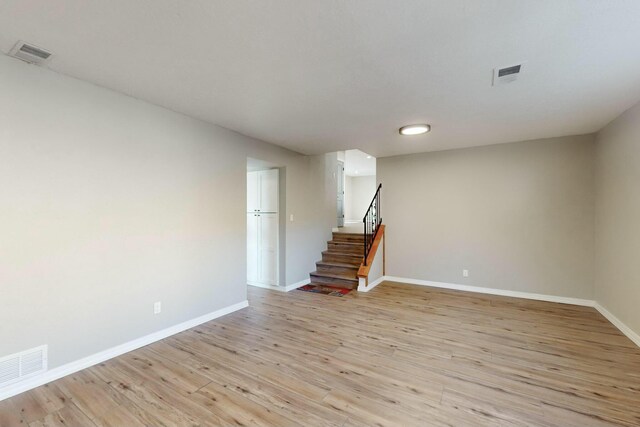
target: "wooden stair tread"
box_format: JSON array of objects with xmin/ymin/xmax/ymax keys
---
[
  {"xmin": 322, "ymin": 250, "xmax": 362, "ymax": 256},
  {"xmin": 308, "ymin": 281, "xmax": 358, "ymax": 290},
  {"xmin": 325, "ymin": 248, "xmax": 362, "ymax": 255},
  {"xmin": 327, "ymin": 242, "xmax": 363, "ymax": 255},
  {"xmin": 310, "ymin": 270, "xmax": 358, "ymax": 282},
  {"xmin": 316, "ymin": 260, "xmax": 360, "ymax": 268},
  {"xmin": 332, "ymin": 233, "xmax": 364, "ymax": 240},
  {"xmin": 327, "ymin": 240, "xmax": 361, "ymax": 246},
  {"xmin": 310, "ymin": 232, "xmax": 368, "ymax": 291},
  {"xmin": 321, "ymin": 250, "xmax": 363, "ymax": 261}
]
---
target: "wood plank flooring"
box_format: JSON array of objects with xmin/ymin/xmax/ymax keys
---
[{"xmin": 1, "ymin": 281, "xmax": 639, "ymax": 426}]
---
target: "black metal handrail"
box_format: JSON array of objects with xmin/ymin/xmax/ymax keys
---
[{"xmin": 363, "ymin": 184, "xmax": 382, "ymax": 266}]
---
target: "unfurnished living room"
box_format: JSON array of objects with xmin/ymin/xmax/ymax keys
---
[{"xmin": 1, "ymin": 1, "xmax": 640, "ymax": 426}]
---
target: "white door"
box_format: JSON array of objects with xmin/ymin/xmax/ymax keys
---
[
  {"xmin": 247, "ymin": 214, "xmax": 259, "ymax": 283},
  {"xmin": 258, "ymin": 213, "xmax": 278, "ymax": 285},
  {"xmin": 259, "ymin": 169, "xmax": 279, "ymax": 213},
  {"xmin": 337, "ymin": 161, "xmax": 344, "ymax": 227},
  {"xmin": 247, "ymin": 171, "xmax": 259, "ymax": 212},
  {"xmin": 247, "ymin": 169, "xmax": 279, "ymax": 287}
]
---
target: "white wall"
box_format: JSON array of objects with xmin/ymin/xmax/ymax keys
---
[
  {"xmin": 378, "ymin": 135, "xmax": 596, "ymax": 299},
  {"xmin": 344, "ymin": 176, "xmax": 354, "ymax": 221},
  {"xmin": 595, "ymin": 100, "xmax": 640, "ymax": 337},
  {"xmin": 0, "ymin": 54, "xmax": 334, "ymax": 369},
  {"xmin": 345, "ymin": 175, "xmax": 377, "ymax": 222}
]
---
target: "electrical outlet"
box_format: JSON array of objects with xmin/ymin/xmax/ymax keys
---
[
  {"xmin": 463, "ymin": 269, "xmax": 469, "ymax": 278},
  {"xmin": 290, "ymin": 214, "xmax": 294, "ymax": 222},
  {"xmin": 154, "ymin": 301, "xmax": 162, "ymax": 314}
]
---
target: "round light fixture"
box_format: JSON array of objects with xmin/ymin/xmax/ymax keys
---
[{"xmin": 399, "ymin": 124, "xmax": 431, "ymax": 136}]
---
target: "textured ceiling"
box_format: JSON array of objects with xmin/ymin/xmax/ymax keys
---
[{"xmin": 1, "ymin": 0, "xmax": 640, "ymax": 157}]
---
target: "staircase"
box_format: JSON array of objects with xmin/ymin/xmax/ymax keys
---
[{"xmin": 309, "ymin": 232, "xmax": 364, "ymax": 290}]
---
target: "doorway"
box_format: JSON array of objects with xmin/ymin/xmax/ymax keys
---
[
  {"xmin": 342, "ymin": 149, "xmax": 376, "ymax": 232},
  {"xmin": 337, "ymin": 160, "xmax": 344, "ymax": 227},
  {"xmin": 247, "ymin": 157, "xmax": 282, "ymax": 289}
]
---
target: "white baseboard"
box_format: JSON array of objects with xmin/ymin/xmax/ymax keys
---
[
  {"xmin": 249, "ymin": 279, "xmax": 309, "ymax": 292},
  {"xmin": 381, "ymin": 276, "xmax": 640, "ymax": 349},
  {"xmin": 248, "ymin": 282, "xmax": 281, "ymax": 291},
  {"xmin": 384, "ymin": 276, "xmax": 596, "ymax": 307},
  {"xmin": 285, "ymin": 278, "xmax": 310, "ymax": 292},
  {"xmin": 0, "ymin": 300, "xmax": 248, "ymax": 402},
  {"xmin": 594, "ymin": 303, "xmax": 640, "ymax": 348},
  {"xmin": 358, "ymin": 276, "xmax": 385, "ymax": 292}
]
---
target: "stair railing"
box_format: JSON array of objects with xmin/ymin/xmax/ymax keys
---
[{"xmin": 363, "ymin": 184, "xmax": 382, "ymax": 266}]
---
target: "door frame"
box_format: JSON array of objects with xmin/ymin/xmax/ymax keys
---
[
  {"xmin": 337, "ymin": 160, "xmax": 345, "ymax": 227},
  {"xmin": 246, "ymin": 165, "xmax": 281, "ymax": 289}
]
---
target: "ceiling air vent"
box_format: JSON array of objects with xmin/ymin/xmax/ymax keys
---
[
  {"xmin": 0, "ymin": 345, "xmax": 48, "ymax": 388},
  {"xmin": 9, "ymin": 41, "xmax": 53, "ymax": 65},
  {"xmin": 493, "ymin": 62, "xmax": 526, "ymax": 86}
]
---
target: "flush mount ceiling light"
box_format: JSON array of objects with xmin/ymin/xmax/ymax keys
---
[{"xmin": 399, "ymin": 124, "xmax": 431, "ymax": 136}]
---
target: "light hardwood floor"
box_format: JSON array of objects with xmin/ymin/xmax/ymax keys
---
[{"xmin": 1, "ymin": 281, "xmax": 639, "ymax": 426}]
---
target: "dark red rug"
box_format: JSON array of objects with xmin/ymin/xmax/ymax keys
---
[{"xmin": 297, "ymin": 284, "xmax": 352, "ymax": 297}]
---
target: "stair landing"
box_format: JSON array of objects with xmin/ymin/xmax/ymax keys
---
[{"xmin": 334, "ymin": 223, "xmax": 364, "ymax": 234}]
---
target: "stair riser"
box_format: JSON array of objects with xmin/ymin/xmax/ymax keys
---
[
  {"xmin": 310, "ymin": 277, "xmax": 358, "ymax": 290},
  {"xmin": 322, "ymin": 252, "xmax": 362, "ymax": 265},
  {"xmin": 316, "ymin": 264, "xmax": 359, "ymax": 276},
  {"xmin": 332, "ymin": 233, "xmax": 365, "ymax": 243},
  {"xmin": 311, "ymin": 274, "xmax": 358, "ymax": 287},
  {"xmin": 327, "ymin": 243, "xmax": 363, "ymax": 254}
]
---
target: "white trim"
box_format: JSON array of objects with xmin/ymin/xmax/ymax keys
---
[
  {"xmin": 375, "ymin": 277, "xmax": 640, "ymax": 348},
  {"xmin": 0, "ymin": 300, "xmax": 248, "ymax": 402},
  {"xmin": 248, "ymin": 281, "xmax": 281, "ymax": 291},
  {"xmin": 372, "ymin": 277, "xmax": 639, "ymax": 347},
  {"xmin": 594, "ymin": 303, "xmax": 640, "ymax": 348},
  {"xmin": 358, "ymin": 276, "xmax": 385, "ymax": 292},
  {"xmin": 249, "ymin": 279, "xmax": 309, "ymax": 292},
  {"xmin": 383, "ymin": 276, "xmax": 596, "ymax": 307},
  {"xmin": 284, "ymin": 278, "xmax": 310, "ymax": 292}
]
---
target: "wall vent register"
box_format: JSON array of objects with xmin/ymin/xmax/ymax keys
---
[
  {"xmin": 0, "ymin": 345, "xmax": 48, "ymax": 388},
  {"xmin": 9, "ymin": 41, "xmax": 53, "ymax": 65},
  {"xmin": 493, "ymin": 62, "xmax": 526, "ymax": 86}
]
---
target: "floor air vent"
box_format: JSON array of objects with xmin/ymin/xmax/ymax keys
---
[{"xmin": 0, "ymin": 345, "xmax": 48, "ymax": 388}]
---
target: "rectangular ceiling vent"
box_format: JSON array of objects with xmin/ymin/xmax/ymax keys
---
[
  {"xmin": 493, "ymin": 62, "xmax": 526, "ymax": 86},
  {"xmin": 0, "ymin": 345, "xmax": 48, "ymax": 388},
  {"xmin": 9, "ymin": 41, "xmax": 53, "ymax": 66}
]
